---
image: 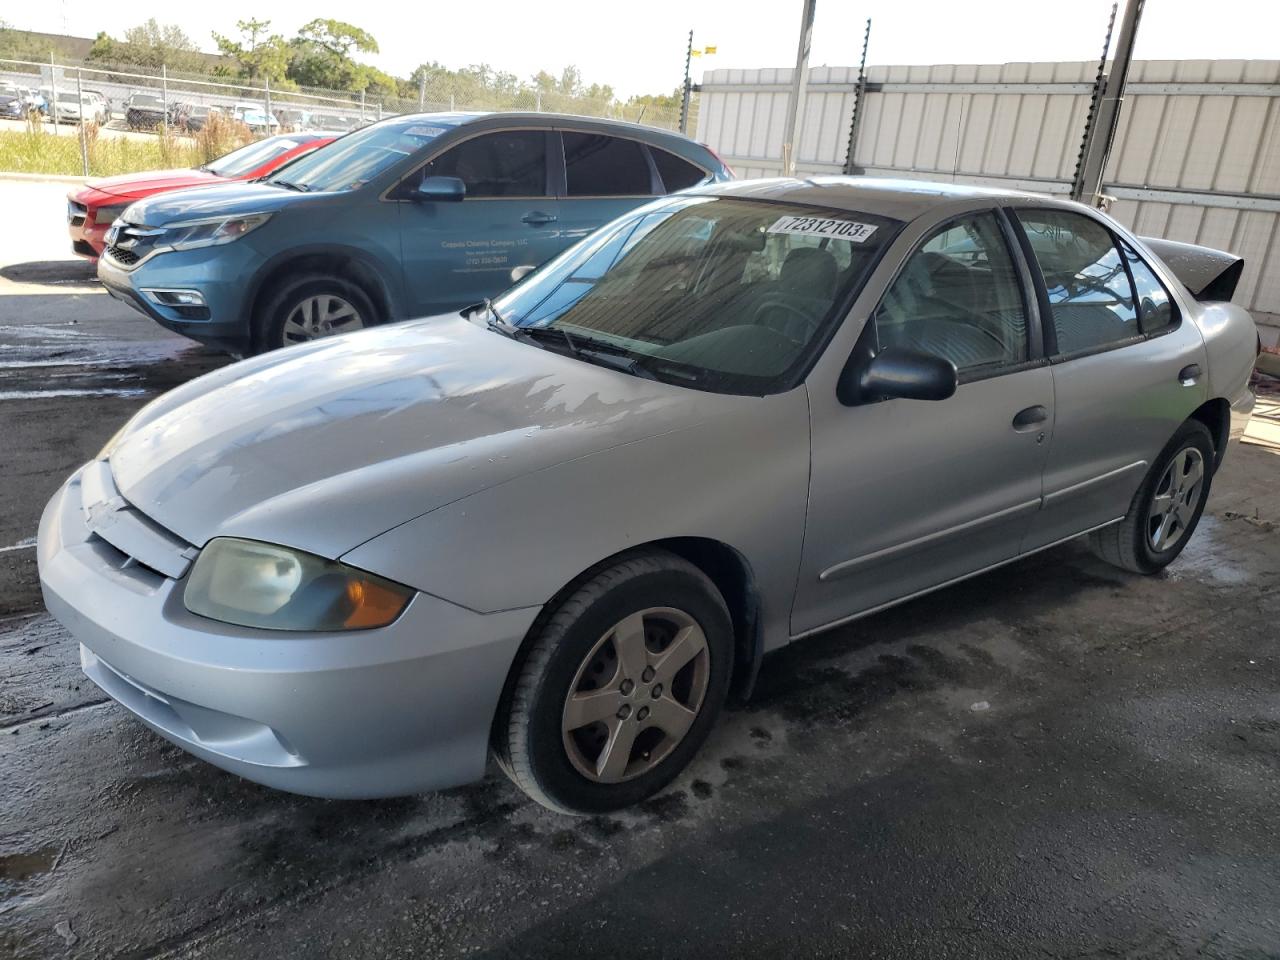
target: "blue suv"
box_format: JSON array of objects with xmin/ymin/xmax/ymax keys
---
[{"xmin": 97, "ymin": 112, "xmax": 732, "ymax": 353}]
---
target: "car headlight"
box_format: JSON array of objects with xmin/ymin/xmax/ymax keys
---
[
  {"xmin": 93, "ymin": 204, "xmax": 130, "ymax": 225},
  {"xmin": 184, "ymin": 538, "xmax": 414, "ymax": 632},
  {"xmin": 165, "ymin": 213, "xmax": 272, "ymax": 252}
]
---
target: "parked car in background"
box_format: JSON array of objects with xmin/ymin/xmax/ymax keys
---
[
  {"xmin": 44, "ymin": 89, "xmax": 100, "ymax": 125},
  {"xmin": 276, "ymin": 107, "xmax": 314, "ymax": 131},
  {"xmin": 0, "ymin": 83, "xmax": 46, "ymax": 119},
  {"xmin": 97, "ymin": 111, "xmax": 732, "ymax": 353},
  {"xmin": 232, "ymin": 102, "xmax": 280, "ymax": 135},
  {"xmin": 170, "ymin": 101, "xmax": 223, "ymax": 133},
  {"xmin": 45, "ymin": 179, "xmax": 1257, "ymax": 812},
  {"xmin": 83, "ymin": 90, "xmax": 111, "ymax": 125},
  {"xmin": 68, "ymin": 132, "xmax": 338, "ymax": 259},
  {"xmin": 125, "ymin": 92, "xmax": 167, "ymax": 129}
]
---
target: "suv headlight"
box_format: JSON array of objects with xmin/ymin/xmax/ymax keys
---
[
  {"xmin": 165, "ymin": 213, "xmax": 272, "ymax": 252},
  {"xmin": 184, "ymin": 538, "xmax": 413, "ymax": 632}
]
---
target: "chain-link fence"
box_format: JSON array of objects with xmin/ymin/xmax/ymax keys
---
[{"xmin": 1, "ymin": 54, "xmax": 696, "ymax": 176}]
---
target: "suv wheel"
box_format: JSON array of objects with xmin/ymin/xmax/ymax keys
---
[{"xmin": 255, "ymin": 273, "xmax": 378, "ymax": 353}]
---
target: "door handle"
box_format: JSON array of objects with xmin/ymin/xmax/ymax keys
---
[
  {"xmin": 1012, "ymin": 405, "xmax": 1048, "ymax": 431},
  {"xmin": 521, "ymin": 212, "xmax": 558, "ymax": 225},
  {"xmin": 1177, "ymin": 363, "xmax": 1202, "ymax": 385}
]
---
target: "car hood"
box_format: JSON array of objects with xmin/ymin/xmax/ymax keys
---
[
  {"xmin": 123, "ymin": 180, "xmax": 318, "ymax": 226},
  {"xmin": 84, "ymin": 168, "xmax": 224, "ymax": 200},
  {"xmin": 108, "ymin": 315, "xmax": 735, "ymax": 558}
]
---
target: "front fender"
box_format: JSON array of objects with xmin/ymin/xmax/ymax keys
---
[{"xmin": 341, "ymin": 388, "xmax": 813, "ymax": 653}]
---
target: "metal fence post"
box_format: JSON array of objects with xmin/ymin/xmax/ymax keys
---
[
  {"xmin": 535, "ymin": 91, "xmax": 541, "ymax": 112},
  {"xmin": 377, "ymin": 102, "xmax": 383, "ymax": 120},
  {"xmin": 50, "ymin": 52, "xmax": 60, "ymax": 136},
  {"xmin": 679, "ymin": 30, "xmax": 693, "ymax": 134},
  {"xmin": 842, "ymin": 18, "xmax": 872, "ymax": 175},
  {"xmin": 161, "ymin": 64, "xmax": 168, "ymax": 129},
  {"xmin": 418, "ymin": 76, "xmax": 426, "ymax": 111},
  {"xmin": 360, "ymin": 89, "xmax": 366, "ymax": 124},
  {"xmin": 264, "ymin": 75, "xmax": 272, "ymax": 136},
  {"xmin": 781, "ymin": 0, "xmax": 818, "ymax": 176},
  {"xmin": 75, "ymin": 68, "xmax": 88, "ymax": 175},
  {"xmin": 1073, "ymin": 0, "xmax": 1143, "ymax": 206}
]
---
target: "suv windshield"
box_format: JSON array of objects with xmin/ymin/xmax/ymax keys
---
[
  {"xmin": 265, "ymin": 116, "xmax": 456, "ymax": 193},
  {"xmin": 493, "ymin": 196, "xmax": 900, "ymax": 395},
  {"xmin": 130, "ymin": 95, "xmax": 162, "ymax": 108},
  {"xmin": 207, "ymin": 136, "xmax": 307, "ymax": 177}
]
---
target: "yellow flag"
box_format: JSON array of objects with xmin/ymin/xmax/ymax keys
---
[
  {"xmin": 704, "ymin": 45, "xmax": 718, "ymax": 55},
  {"xmin": 691, "ymin": 49, "xmax": 702, "ymax": 57}
]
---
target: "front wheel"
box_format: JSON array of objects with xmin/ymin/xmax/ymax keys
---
[
  {"xmin": 1089, "ymin": 420, "xmax": 1215, "ymax": 574},
  {"xmin": 254, "ymin": 273, "xmax": 378, "ymax": 353},
  {"xmin": 495, "ymin": 550, "xmax": 734, "ymax": 814}
]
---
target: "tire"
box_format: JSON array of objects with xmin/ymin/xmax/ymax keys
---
[
  {"xmin": 254, "ymin": 272, "xmax": 379, "ymax": 354},
  {"xmin": 1088, "ymin": 420, "xmax": 1216, "ymax": 574},
  {"xmin": 495, "ymin": 550, "xmax": 734, "ymax": 815}
]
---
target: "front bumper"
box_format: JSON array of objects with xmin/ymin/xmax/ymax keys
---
[
  {"xmin": 38, "ymin": 464, "xmax": 538, "ymax": 798},
  {"xmin": 97, "ymin": 245, "xmax": 258, "ymax": 349}
]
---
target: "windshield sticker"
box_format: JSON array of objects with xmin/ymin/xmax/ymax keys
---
[
  {"xmin": 767, "ymin": 215, "xmax": 878, "ymax": 243},
  {"xmin": 403, "ymin": 126, "xmax": 449, "ymax": 139}
]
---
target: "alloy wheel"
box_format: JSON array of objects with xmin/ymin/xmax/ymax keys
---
[
  {"xmin": 1147, "ymin": 446, "xmax": 1205, "ymax": 552},
  {"xmin": 281, "ymin": 294, "xmax": 365, "ymax": 343},
  {"xmin": 561, "ymin": 607, "xmax": 711, "ymax": 783}
]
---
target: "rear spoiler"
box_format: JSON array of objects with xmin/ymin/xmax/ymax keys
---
[{"xmin": 1139, "ymin": 236, "xmax": 1244, "ymax": 303}]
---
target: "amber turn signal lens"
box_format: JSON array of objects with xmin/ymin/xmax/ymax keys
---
[{"xmin": 343, "ymin": 578, "xmax": 412, "ymax": 629}]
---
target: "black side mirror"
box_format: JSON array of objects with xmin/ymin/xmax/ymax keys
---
[
  {"xmin": 846, "ymin": 346, "xmax": 958, "ymax": 404},
  {"xmin": 414, "ymin": 176, "xmax": 466, "ymax": 202}
]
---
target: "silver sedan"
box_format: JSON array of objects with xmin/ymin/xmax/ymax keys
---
[{"xmin": 38, "ymin": 178, "xmax": 1258, "ymax": 814}]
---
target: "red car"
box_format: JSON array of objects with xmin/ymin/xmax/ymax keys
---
[{"xmin": 67, "ymin": 132, "xmax": 337, "ymax": 260}]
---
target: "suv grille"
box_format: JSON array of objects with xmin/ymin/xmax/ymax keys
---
[{"xmin": 106, "ymin": 245, "xmax": 140, "ymax": 266}]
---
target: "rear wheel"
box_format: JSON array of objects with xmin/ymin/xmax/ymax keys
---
[
  {"xmin": 495, "ymin": 551, "xmax": 733, "ymax": 814},
  {"xmin": 255, "ymin": 273, "xmax": 378, "ymax": 353},
  {"xmin": 1088, "ymin": 420, "xmax": 1215, "ymax": 574}
]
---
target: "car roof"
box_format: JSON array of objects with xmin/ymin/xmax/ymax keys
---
[
  {"xmin": 687, "ymin": 175, "xmax": 1069, "ymax": 222},
  {"xmin": 384, "ymin": 110, "xmax": 707, "ymax": 148}
]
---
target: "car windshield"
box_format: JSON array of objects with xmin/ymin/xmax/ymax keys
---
[
  {"xmin": 130, "ymin": 95, "xmax": 162, "ymax": 108},
  {"xmin": 493, "ymin": 196, "xmax": 900, "ymax": 395},
  {"xmin": 264, "ymin": 116, "xmax": 455, "ymax": 193},
  {"xmin": 207, "ymin": 136, "xmax": 306, "ymax": 177}
]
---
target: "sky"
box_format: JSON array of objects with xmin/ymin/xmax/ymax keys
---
[{"xmin": 15, "ymin": 0, "xmax": 1280, "ymax": 98}]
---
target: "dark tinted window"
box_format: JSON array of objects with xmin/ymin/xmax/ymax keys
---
[
  {"xmin": 876, "ymin": 213, "xmax": 1028, "ymax": 374},
  {"xmin": 1122, "ymin": 241, "xmax": 1177, "ymax": 334},
  {"xmin": 1018, "ymin": 209, "xmax": 1139, "ymax": 355},
  {"xmin": 421, "ymin": 130, "xmax": 546, "ymax": 198},
  {"xmin": 563, "ymin": 133, "xmax": 652, "ymax": 196},
  {"xmin": 652, "ymin": 148, "xmax": 708, "ymax": 193}
]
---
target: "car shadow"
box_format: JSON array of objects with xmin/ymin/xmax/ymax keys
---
[{"xmin": 0, "ymin": 259, "xmax": 97, "ymax": 286}]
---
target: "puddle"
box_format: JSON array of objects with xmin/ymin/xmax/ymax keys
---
[
  {"xmin": 0, "ymin": 845, "xmax": 59, "ymax": 896},
  {"xmin": 0, "ymin": 388, "xmax": 149, "ymax": 400}
]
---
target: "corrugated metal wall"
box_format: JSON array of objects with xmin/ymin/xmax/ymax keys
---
[{"xmin": 697, "ymin": 59, "xmax": 1280, "ymax": 326}]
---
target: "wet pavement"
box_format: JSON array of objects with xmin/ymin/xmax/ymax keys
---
[{"xmin": 1, "ymin": 177, "xmax": 1279, "ymax": 959}]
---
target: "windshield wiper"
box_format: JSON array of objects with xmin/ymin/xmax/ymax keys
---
[{"xmin": 271, "ymin": 179, "xmax": 309, "ymax": 192}]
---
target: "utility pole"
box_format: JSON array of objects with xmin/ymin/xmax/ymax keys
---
[
  {"xmin": 780, "ymin": 0, "xmax": 818, "ymax": 176},
  {"xmin": 1072, "ymin": 0, "xmax": 1144, "ymax": 206},
  {"xmin": 842, "ymin": 18, "xmax": 872, "ymax": 175},
  {"xmin": 678, "ymin": 29, "xmax": 693, "ymax": 134},
  {"xmin": 161, "ymin": 64, "xmax": 168, "ymax": 130}
]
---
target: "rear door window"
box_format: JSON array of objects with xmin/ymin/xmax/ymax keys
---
[
  {"xmin": 1015, "ymin": 209, "xmax": 1140, "ymax": 355},
  {"xmin": 651, "ymin": 148, "xmax": 709, "ymax": 193},
  {"xmin": 1121, "ymin": 241, "xmax": 1178, "ymax": 334},
  {"xmin": 563, "ymin": 132, "xmax": 653, "ymax": 197}
]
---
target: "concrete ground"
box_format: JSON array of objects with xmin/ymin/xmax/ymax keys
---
[{"xmin": 1, "ymin": 177, "xmax": 1279, "ymax": 959}]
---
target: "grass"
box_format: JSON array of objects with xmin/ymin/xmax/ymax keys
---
[{"xmin": 0, "ymin": 112, "xmax": 252, "ymax": 178}]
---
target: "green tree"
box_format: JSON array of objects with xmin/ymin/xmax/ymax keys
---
[
  {"xmin": 286, "ymin": 19, "xmax": 381, "ymax": 91},
  {"xmin": 212, "ymin": 18, "xmax": 290, "ymax": 83},
  {"xmin": 86, "ymin": 19, "xmax": 202, "ymax": 72}
]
